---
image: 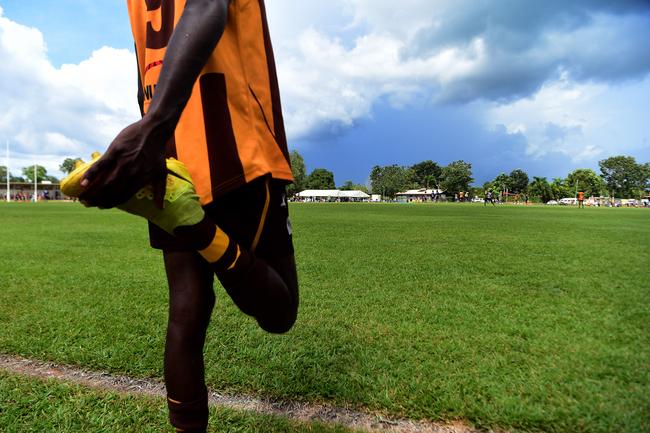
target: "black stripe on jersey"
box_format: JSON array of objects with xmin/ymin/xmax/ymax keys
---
[
  {"xmin": 199, "ymin": 73, "xmax": 245, "ymax": 195},
  {"xmin": 257, "ymin": 0, "xmax": 291, "ymax": 165},
  {"xmin": 135, "ymin": 45, "xmax": 145, "ymax": 117}
]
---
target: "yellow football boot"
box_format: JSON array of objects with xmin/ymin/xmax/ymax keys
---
[
  {"xmin": 60, "ymin": 152, "xmax": 102, "ymax": 197},
  {"xmin": 117, "ymin": 158, "xmax": 205, "ymax": 234},
  {"xmin": 60, "ymin": 153, "xmax": 205, "ymax": 235}
]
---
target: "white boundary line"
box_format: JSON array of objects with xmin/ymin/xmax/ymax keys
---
[{"xmin": 0, "ymin": 354, "xmax": 496, "ymax": 433}]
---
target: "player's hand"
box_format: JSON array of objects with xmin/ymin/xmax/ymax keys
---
[{"xmin": 78, "ymin": 117, "xmax": 169, "ymax": 209}]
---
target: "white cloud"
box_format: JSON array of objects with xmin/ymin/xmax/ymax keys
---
[
  {"xmin": 275, "ymin": 26, "xmax": 486, "ymax": 140},
  {"xmin": 346, "ymin": 0, "xmax": 434, "ymax": 40},
  {"xmin": 486, "ymin": 73, "xmax": 650, "ymax": 163},
  {"xmin": 0, "ymin": 9, "xmax": 138, "ymax": 178},
  {"xmin": 267, "ymin": 0, "xmax": 650, "ymax": 144}
]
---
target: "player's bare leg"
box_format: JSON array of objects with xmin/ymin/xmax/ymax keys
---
[{"xmin": 163, "ymin": 250, "xmax": 214, "ymax": 433}]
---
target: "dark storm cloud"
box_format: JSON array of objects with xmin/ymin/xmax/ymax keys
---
[
  {"xmin": 410, "ymin": 0, "xmax": 650, "ymax": 54},
  {"xmin": 297, "ymin": 101, "xmax": 578, "ymax": 185},
  {"xmin": 405, "ymin": 0, "xmax": 650, "ymax": 103}
]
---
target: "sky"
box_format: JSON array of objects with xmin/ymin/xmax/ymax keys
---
[{"xmin": 1, "ymin": 0, "xmax": 649, "ymax": 186}]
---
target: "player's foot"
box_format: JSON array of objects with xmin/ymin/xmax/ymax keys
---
[{"xmin": 60, "ymin": 153, "xmax": 205, "ymax": 235}]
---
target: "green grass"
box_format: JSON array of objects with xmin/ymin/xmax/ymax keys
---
[
  {"xmin": 1, "ymin": 202, "xmax": 649, "ymax": 433},
  {"xmin": 0, "ymin": 371, "xmax": 355, "ymax": 432}
]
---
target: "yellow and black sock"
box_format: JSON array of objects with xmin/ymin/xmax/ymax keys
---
[{"xmin": 172, "ymin": 215, "xmax": 249, "ymax": 273}]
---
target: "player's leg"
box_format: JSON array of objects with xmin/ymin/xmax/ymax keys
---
[
  {"xmin": 141, "ymin": 171, "xmax": 297, "ymax": 334},
  {"xmin": 259, "ymin": 254, "xmax": 299, "ymax": 332},
  {"xmin": 163, "ymin": 249, "xmax": 215, "ymax": 433},
  {"xmin": 250, "ymin": 181, "xmax": 298, "ymax": 332},
  {"xmin": 217, "ymin": 253, "xmax": 297, "ymax": 333},
  {"xmin": 208, "ymin": 177, "xmax": 299, "ymax": 334}
]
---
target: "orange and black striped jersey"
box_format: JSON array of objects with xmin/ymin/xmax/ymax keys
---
[{"xmin": 127, "ymin": 0, "xmax": 293, "ymax": 205}]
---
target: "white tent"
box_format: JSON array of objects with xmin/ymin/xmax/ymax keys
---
[
  {"xmin": 296, "ymin": 189, "xmax": 370, "ymax": 201},
  {"xmin": 396, "ymin": 188, "xmax": 443, "ymax": 196},
  {"xmin": 395, "ymin": 188, "xmax": 444, "ymax": 202},
  {"xmin": 338, "ymin": 190, "xmax": 370, "ymax": 199}
]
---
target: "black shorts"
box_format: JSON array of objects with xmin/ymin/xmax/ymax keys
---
[{"xmin": 149, "ymin": 175, "xmax": 294, "ymax": 259}]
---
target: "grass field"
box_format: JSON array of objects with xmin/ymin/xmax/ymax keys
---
[{"xmin": 1, "ymin": 202, "xmax": 649, "ymax": 433}]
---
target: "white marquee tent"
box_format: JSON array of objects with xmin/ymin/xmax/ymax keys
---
[
  {"xmin": 296, "ymin": 189, "xmax": 370, "ymax": 201},
  {"xmin": 395, "ymin": 188, "xmax": 444, "ymax": 202}
]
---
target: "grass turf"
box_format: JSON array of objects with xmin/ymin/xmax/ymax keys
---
[
  {"xmin": 0, "ymin": 202, "xmax": 648, "ymax": 432},
  {"xmin": 0, "ymin": 371, "xmax": 355, "ymax": 432}
]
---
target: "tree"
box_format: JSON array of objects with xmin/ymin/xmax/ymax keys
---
[
  {"xmin": 491, "ymin": 173, "xmax": 511, "ymax": 196},
  {"xmin": 22, "ymin": 165, "xmax": 48, "ymax": 183},
  {"xmin": 409, "ymin": 160, "xmax": 441, "ymax": 189},
  {"xmin": 287, "ymin": 150, "xmax": 307, "ymax": 196},
  {"xmin": 369, "ymin": 166, "xmax": 383, "ymax": 195},
  {"xmin": 355, "ymin": 183, "xmax": 369, "ymax": 194},
  {"xmin": 441, "ymin": 160, "xmax": 474, "ymax": 195},
  {"xmin": 440, "ymin": 160, "xmax": 473, "ymax": 196},
  {"xmin": 0, "ymin": 166, "xmax": 24, "ymax": 183},
  {"xmin": 339, "ymin": 180, "xmax": 369, "ymax": 193},
  {"xmin": 482, "ymin": 181, "xmax": 494, "ymax": 194},
  {"xmin": 566, "ymin": 168, "xmax": 605, "ymax": 197},
  {"xmin": 59, "ymin": 157, "xmax": 83, "ymax": 175},
  {"xmin": 529, "ymin": 176, "xmax": 553, "ymax": 203},
  {"xmin": 508, "ymin": 169, "xmax": 529, "ymax": 194},
  {"xmin": 369, "ymin": 165, "xmax": 410, "ymax": 198},
  {"xmin": 550, "ymin": 177, "xmax": 570, "ymax": 200},
  {"xmin": 599, "ymin": 155, "xmax": 649, "ymax": 198},
  {"xmin": 306, "ymin": 168, "xmax": 335, "ymax": 190}
]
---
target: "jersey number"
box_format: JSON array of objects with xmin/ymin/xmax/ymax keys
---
[{"xmin": 145, "ymin": 0, "xmax": 174, "ymax": 49}]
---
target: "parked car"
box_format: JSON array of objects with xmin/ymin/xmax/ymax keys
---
[
  {"xmin": 546, "ymin": 200, "xmax": 558, "ymax": 205},
  {"xmin": 559, "ymin": 197, "xmax": 577, "ymax": 205}
]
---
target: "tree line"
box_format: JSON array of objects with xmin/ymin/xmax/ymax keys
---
[
  {"xmin": 288, "ymin": 151, "xmax": 649, "ymax": 201},
  {"xmin": 1, "ymin": 157, "xmax": 84, "ymax": 184},
  {"xmin": 483, "ymin": 156, "xmax": 649, "ymax": 201},
  {"xmin": 2, "ymin": 154, "xmax": 648, "ymax": 201},
  {"xmin": 286, "ymin": 151, "xmax": 368, "ymax": 196},
  {"xmin": 0, "ymin": 164, "xmax": 62, "ymax": 184}
]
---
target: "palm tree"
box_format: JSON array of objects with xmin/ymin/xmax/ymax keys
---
[{"xmin": 529, "ymin": 177, "xmax": 552, "ymax": 203}]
